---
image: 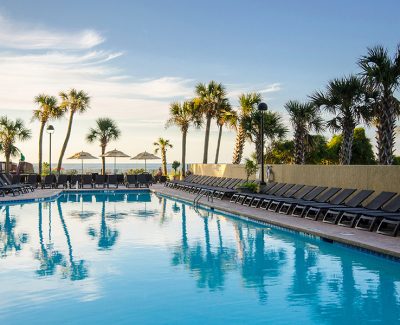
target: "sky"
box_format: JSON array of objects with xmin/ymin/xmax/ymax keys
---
[{"xmin": 0, "ymin": 0, "xmax": 399, "ymax": 166}]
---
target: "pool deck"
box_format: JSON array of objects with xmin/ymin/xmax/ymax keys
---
[
  {"xmin": 150, "ymin": 184, "xmax": 400, "ymax": 260},
  {"xmin": 1, "ymin": 185, "xmax": 399, "ymax": 259}
]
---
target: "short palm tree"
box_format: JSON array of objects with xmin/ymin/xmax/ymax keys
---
[
  {"xmin": 232, "ymin": 93, "xmax": 262, "ymax": 164},
  {"xmin": 56, "ymin": 89, "xmax": 90, "ymax": 174},
  {"xmin": 310, "ymin": 75, "xmax": 370, "ymax": 165},
  {"xmin": 214, "ymin": 100, "xmax": 236, "ymax": 164},
  {"xmin": 0, "ymin": 116, "xmax": 31, "ymax": 172},
  {"xmin": 86, "ymin": 118, "xmax": 121, "ymax": 175},
  {"xmin": 285, "ymin": 100, "xmax": 324, "ymax": 164},
  {"xmin": 154, "ymin": 138, "xmax": 173, "ymax": 176},
  {"xmin": 359, "ymin": 45, "xmax": 400, "ymax": 165},
  {"xmin": 195, "ymin": 81, "xmax": 228, "ymax": 163},
  {"xmin": 166, "ymin": 101, "xmax": 201, "ymax": 177},
  {"xmin": 242, "ymin": 110, "xmax": 287, "ymax": 164},
  {"xmin": 32, "ymin": 94, "xmax": 64, "ymax": 175}
]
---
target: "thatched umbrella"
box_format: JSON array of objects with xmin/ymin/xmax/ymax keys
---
[
  {"xmin": 100, "ymin": 149, "xmax": 130, "ymax": 174},
  {"xmin": 67, "ymin": 151, "xmax": 97, "ymax": 174},
  {"xmin": 131, "ymin": 151, "xmax": 160, "ymax": 172}
]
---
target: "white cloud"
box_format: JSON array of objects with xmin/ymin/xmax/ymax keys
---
[
  {"xmin": 227, "ymin": 82, "xmax": 282, "ymax": 101},
  {"xmin": 0, "ymin": 14, "xmax": 104, "ymax": 50}
]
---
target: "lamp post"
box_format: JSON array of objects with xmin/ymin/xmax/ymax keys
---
[
  {"xmin": 46, "ymin": 125, "xmax": 55, "ymax": 174},
  {"xmin": 257, "ymin": 102, "xmax": 268, "ymax": 186}
]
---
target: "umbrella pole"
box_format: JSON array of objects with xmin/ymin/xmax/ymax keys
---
[
  {"xmin": 81, "ymin": 159, "xmax": 83, "ymax": 175},
  {"xmin": 145, "ymin": 159, "xmax": 147, "ymax": 172},
  {"xmin": 114, "ymin": 157, "xmax": 116, "ymax": 174}
]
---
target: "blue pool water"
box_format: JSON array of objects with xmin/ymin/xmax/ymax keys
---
[{"xmin": 0, "ymin": 191, "xmax": 399, "ymax": 324}]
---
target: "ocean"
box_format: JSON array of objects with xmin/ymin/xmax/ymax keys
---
[{"xmin": 33, "ymin": 163, "xmax": 176, "ymax": 174}]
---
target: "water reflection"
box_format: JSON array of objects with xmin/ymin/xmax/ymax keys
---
[
  {"xmin": 35, "ymin": 202, "xmax": 65, "ymax": 276},
  {"xmin": 57, "ymin": 200, "xmax": 88, "ymax": 281},
  {"xmin": 88, "ymin": 199, "xmax": 119, "ymax": 250},
  {"xmin": 0, "ymin": 206, "xmax": 29, "ymax": 258}
]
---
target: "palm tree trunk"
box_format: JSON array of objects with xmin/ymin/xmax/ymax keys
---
[
  {"xmin": 340, "ymin": 125, "xmax": 354, "ymax": 165},
  {"xmin": 294, "ymin": 127, "xmax": 305, "ymax": 165},
  {"xmin": 162, "ymin": 148, "xmax": 167, "ymax": 175},
  {"xmin": 4, "ymin": 144, "xmax": 11, "ymax": 173},
  {"xmin": 38, "ymin": 121, "xmax": 45, "ymax": 175},
  {"xmin": 181, "ymin": 130, "xmax": 187, "ymax": 177},
  {"xmin": 255, "ymin": 132, "xmax": 263, "ymax": 165},
  {"xmin": 57, "ymin": 110, "xmax": 74, "ymax": 175},
  {"xmin": 214, "ymin": 124, "xmax": 223, "ymax": 164},
  {"xmin": 203, "ymin": 115, "xmax": 212, "ymax": 164},
  {"xmin": 101, "ymin": 145, "xmax": 106, "ymax": 175},
  {"xmin": 232, "ymin": 124, "xmax": 245, "ymax": 164},
  {"xmin": 376, "ymin": 99, "xmax": 396, "ymax": 165}
]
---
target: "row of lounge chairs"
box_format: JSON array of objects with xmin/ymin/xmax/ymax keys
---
[
  {"xmin": 41, "ymin": 173, "xmax": 153, "ymax": 189},
  {"xmin": 165, "ymin": 175, "xmax": 400, "ymax": 237}
]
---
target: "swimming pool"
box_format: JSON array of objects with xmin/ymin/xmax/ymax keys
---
[{"xmin": 0, "ymin": 191, "xmax": 399, "ymax": 324}]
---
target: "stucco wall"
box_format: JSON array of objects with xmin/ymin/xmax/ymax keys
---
[{"xmin": 189, "ymin": 164, "xmax": 400, "ymax": 194}]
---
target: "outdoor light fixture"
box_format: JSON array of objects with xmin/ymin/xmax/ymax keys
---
[
  {"xmin": 257, "ymin": 102, "xmax": 268, "ymax": 185},
  {"xmin": 46, "ymin": 125, "xmax": 55, "ymax": 174}
]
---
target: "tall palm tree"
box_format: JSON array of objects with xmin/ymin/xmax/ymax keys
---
[
  {"xmin": 310, "ymin": 75, "xmax": 370, "ymax": 165},
  {"xmin": 284, "ymin": 100, "xmax": 324, "ymax": 164},
  {"xmin": 154, "ymin": 138, "xmax": 173, "ymax": 176},
  {"xmin": 86, "ymin": 118, "xmax": 120, "ymax": 175},
  {"xmin": 56, "ymin": 89, "xmax": 90, "ymax": 174},
  {"xmin": 0, "ymin": 116, "xmax": 31, "ymax": 172},
  {"xmin": 166, "ymin": 101, "xmax": 201, "ymax": 177},
  {"xmin": 195, "ymin": 81, "xmax": 228, "ymax": 163},
  {"xmin": 32, "ymin": 94, "xmax": 64, "ymax": 175},
  {"xmin": 242, "ymin": 110, "xmax": 287, "ymax": 164},
  {"xmin": 359, "ymin": 45, "xmax": 400, "ymax": 165},
  {"xmin": 214, "ymin": 100, "xmax": 236, "ymax": 164},
  {"xmin": 232, "ymin": 93, "xmax": 262, "ymax": 164}
]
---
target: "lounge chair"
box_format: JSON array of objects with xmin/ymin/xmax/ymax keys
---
[
  {"xmin": 332, "ymin": 191, "xmax": 397, "ymax": 227},
  {"xmin": 305, "ymin": 189, "xmax": 372, "ymax": 222},
  {"xmin": 81, "ymin": 175, "xmax": 93, "ymax": 188},
  {"xmin": 213, "ymin": 179, "xmax": 243, "ymax": 200},
  {"xmin": 230, "ymin": 182, "xmax": 281, "ymax": 206},
  {"xmin": 70, "ymin": 175, "xmax": 82, "ymax": 188},
  {"xmin": 94, "ymin": 175, "xmax": 106, "ymax": 188},
  {"xmin": 267, "ymin": 184, "xmax": 307, "ymax": 211},
  {"xmin": 354, "ymin": 195, "xmax": 400, "ymax": 234},
  {"xmin": 107, "ymin": 175, "xmax": 118, "ymax": 188},
  {"xmin": 26, "ymin": 174, "xmax": 39, "ymax": 188},
  {"xmin": 277, "ymin": 186, "xmax": 328, "ymax": 214},
  {"xmin": 137, "ymin": 174, "xmax": 150, "ymax": 187},
  {"xmin": 41, "ymin": 175, "xmax": 55, "ymax": 189},
  {"xmin": 258, "ymin": 184, "xmax": 297, "ymax": 209},
  {"xmin": 55, "ymin": 175, "xmax": 69, "ymax": 189},
  {"xmin": 126, "ymin": 175, "xmax": 138, "ymax": 188}
]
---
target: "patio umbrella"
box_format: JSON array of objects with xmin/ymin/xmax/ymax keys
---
[
  {"xmin": 67, "ymin": 151, "xmax": 97, "ymax": 175},
  {"xmin": 100, "ymin": 149, "xmax": 130, "ymax": 174},
  {"xmin": 131, "ymin": 151, "xmax": 160, "ymax": 172}
]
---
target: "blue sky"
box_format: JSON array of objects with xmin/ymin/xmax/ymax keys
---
[{"xmin": 0, "ymin": 0, "xmax": 399, "ymax": 165}]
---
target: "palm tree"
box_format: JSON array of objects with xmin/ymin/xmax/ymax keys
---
[
  {"xmin": 154, "ymin": 138, "xmax": 173, "ymax": 176},
  {"xmin": 310, "ymin": 75, "xmax": 370, "ymax": 165},
  {"xmin": 284, "ymin": 100, "xmax": 324, "ymax": 164},
  {"xmin": 166, "ymin": 101, "xmax": 201, "ymax": 177},
  {"xmin": 232, "ymin": 93, "xmax": 262, "ymax": 164},
  {"xmin": 86, "ymin": 118, "xmax": 120, "ymax": 175},
  {"xmin": 242, "ymin": 110, "xmax": 287, "ymax": 164},
  {"xmin": 195, "ymin": 81, "xmax": 228, "ymax": 163},
  {"xmin": 359, "ymin": 45, "xmax": 400, "ymax": 165},
  {"xmin": 56, "ymin": 89, "xmax": 90, "ymax": 174},
  {"xmin": 0, "ymin": 116, "xmax": 31, "ymax": 172},
  {"xmin": 214, "ymin": 100, "xmax": 236, "ymax": 164},
  {"xmin": 32, "ymin": 94, "xmax": 64, "ymax": 175}
]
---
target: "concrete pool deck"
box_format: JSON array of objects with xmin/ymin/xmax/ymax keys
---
[
  {"xmin": 150, "ymin": 184, "xmax": 400, "ymax": 260},
  {"xmin": 0, "ymin": 185, "xmax": 399, "ymax": 259}
]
